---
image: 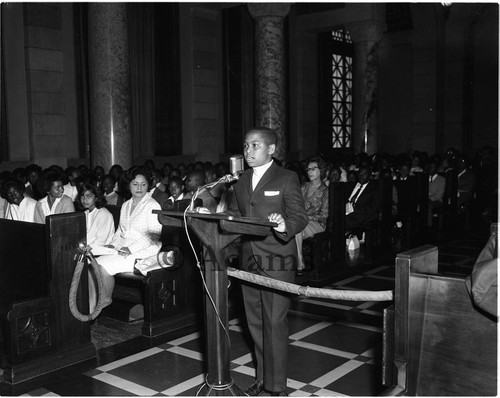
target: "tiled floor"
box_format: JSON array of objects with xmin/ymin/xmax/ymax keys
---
[{"xmin": 1, "ymin": 227, "xmax": 489, "ymax": 397}]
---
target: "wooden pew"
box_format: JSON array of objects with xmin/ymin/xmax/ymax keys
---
[
  {"xmin": 0, "ymin": 213, "xmax": 95, "ymax": 384},
  {"xmin": 402, "ymin": 172, "xmax": 428, "ymax": 249},
  {"xmin": 365, "ymin": 177, "xmax": 393, "ymax": 258},
  {"xmin": 102, "ymin": 199, "xmax": 203, "ymax": 337},
  {"xmin": 382, "ymin": 243, "xmax": 497, "ymax": 395}
]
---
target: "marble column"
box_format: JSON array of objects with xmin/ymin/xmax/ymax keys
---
[
  {"xmin": 347, "ymin": 21, "xmax": 385, "ymax": 154},
  {"xmin": 88, "ymin": 3, "xmax": 133, "ymax": 170},
  {"xmin": 248, "ymin": 4, "xmax": 290, "ymax": 161}
]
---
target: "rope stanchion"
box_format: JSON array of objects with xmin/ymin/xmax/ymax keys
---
[{"xmin": 226, "ymin": 266, "xmax": 393, "ymax": 302}]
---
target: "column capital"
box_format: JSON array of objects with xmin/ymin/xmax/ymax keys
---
[
  {"xmin": 248, "ymin": 3, "xmax": 290, "ymax": 19},
  {"xmin": 346, "ymin": 20, "xmax": 386, "ymax": 43}
]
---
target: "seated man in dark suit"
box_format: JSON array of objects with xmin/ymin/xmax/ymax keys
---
[
  {"xmin": 455, "ymin": 154, "xmax": 475, "ymax": 213},
  {"xmin": 345, "ymin": 166, "xmax": 381, "ymax": 239},
  {"xmin": 395, "ymin": 163, "xmax": 418, "ymax": 220},
  {"xmin": 428, "ymin": 160, "xmax": 446, "ymax": 222}
]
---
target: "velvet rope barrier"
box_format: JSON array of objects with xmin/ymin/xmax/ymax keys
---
[
  {"xmin": 226, "ymin": 266, "xmax": 393, "ymax": 301},
  {"xmin": 69, "ymin": 245, "xmax": 108, "ymax": 322}
]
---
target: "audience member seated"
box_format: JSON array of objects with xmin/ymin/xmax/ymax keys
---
[
  {"xmin": 394, "ymin": 163, "xmax": 418, "ymax": 221},
  {"xmin": 156, "ymin": 165, "xmax": 169, "ymax": 193},
  {"xmin": 77, "ymin": 182, "xmax": 116, "ymax": 312},
  {"xmin": 102, "ymin": 174, "xmax": 124, "ymax": 206},
  {"xmin": 95, "ymin": 168, "xmax": 162, "ymax": 308},
  {"xmin": 345, "ymin": 166, "xmax": 381, "ymax": 239},
  {"xmin": 63, "ymin": 166, "xmax": 80, "ymax": 202},
  {"xmin": 327, "ymin": 166, "xmax": 342, "ymax": 186},
  {"xmin": 410, "ymin": 151, "xmax": 424, "ymax": 175},
  {"xmin": 34, "ymin": 169, "xmax": 76, "ymax": 223},
  {"xmin": 177, "ymin": 163, "xmax": 188, "ymax": 182},
  {"xmin": 475, "ymin": 145, "xmax": 497, "ymax": 220},
  {"xmin": 92, "ymin": 165, "xmax": 105, "ymax": 188},
  {"xmin": 164, "ymin": 176, "xmax": 185, "ymax": 209},
  {"xmin": 24, "ymin": 164, "xmax": 43, "ymax": 200},
  {"xmin": 109, "ymin": 164, "xmax": 127, "ymax": 198},
  {"xmin": 0, "ymin": 171, "xmax": 13, "ymax": 218},
  {"xmin": 149, "ymin": 168, "xmax": 170, "ymax": 208},
  {"xmin": 2, "ymin": 179, "xmax": 37, "ymax": 222},
  {"xmin": 295, "ymin": 157, "xmax": 329, "ymax": 275},
  {"xmin": 78, "ymin": 182, "xmax": 115, "ymax": 248},
  {"xmin": 184, "ymin": 169, "xmax": 217, "ymax": 213},
  {"xmin": 144, "ymin": 158, "xmax": 157, "ymax": 172},
  {"xmin": 12, "ymin": 167, "xmax": 28, "ymax": 191},
  {"xmin": 346, "ymin": 169, "xmax": 358, "ymax": 183},
  {"xmin": 428, "ymin": 160, "xmax": 446, "ymax": 223},
  {"xmin": 456, "ymin": 154, "xmax": 475, "ymax": 213}
]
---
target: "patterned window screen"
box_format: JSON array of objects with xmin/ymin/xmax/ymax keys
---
[{"xmin": 330, "ymin": 29, "xmax": 352, "ymax": 149}]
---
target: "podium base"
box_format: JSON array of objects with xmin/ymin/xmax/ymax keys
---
[{"xmin": 196, "ymin": 376, "xmax": 244, "ymax": 396}]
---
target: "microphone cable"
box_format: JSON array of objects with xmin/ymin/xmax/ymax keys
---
[{"xmin": 183, "ymin": 193, "xmax": 232, "ymax": 350}]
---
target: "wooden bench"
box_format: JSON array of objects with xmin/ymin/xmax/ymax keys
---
[
  {"xmin": 0, "ymin": 213, "xmax": 95, "ymax": 384},
  {"xmin": 397, "ymin": 172, "xmax": 428, "ymax": 250},
  {"xmin": 102, "ymin": 201, "xmax": 203, "ymax": 337},
  {"xmin": 382, "ymin": 240, "xmax": 497, "ymax": 395}
]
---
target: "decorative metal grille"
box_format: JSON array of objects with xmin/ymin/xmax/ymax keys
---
[{"xmin": 330, "ymin": 30, "xmax": 352, "ymax": 149}]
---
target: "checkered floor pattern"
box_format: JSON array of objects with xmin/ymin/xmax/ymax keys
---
[{"xmin": 11, "ymin": 234, "xmax": 486, "ymax": 397}]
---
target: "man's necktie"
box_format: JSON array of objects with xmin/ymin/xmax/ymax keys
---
[{"xmin": 350, "ymin": 184, "xmax": 363, "ymax": 205}]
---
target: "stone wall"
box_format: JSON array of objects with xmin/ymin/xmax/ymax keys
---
[
  {"xmin": 182, "ymin": 5, "xmax": 224, "ymax": 164},
  {"xmin": 2, "ymin": 3, "xmax": 78, "ymax": 170}
]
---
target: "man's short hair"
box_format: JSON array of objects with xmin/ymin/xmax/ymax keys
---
[{"xmin": 248, "ymin": 127, "xmax": 277, "ymax": 146}]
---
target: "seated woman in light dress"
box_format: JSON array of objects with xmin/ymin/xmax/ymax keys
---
[
  {"xmin": 78, "ymin": 183, "xmax": 115, "ymax": 248},
  {"xmin": 77, "ymin": 182, "xmax": 115, "ymax": 312},
  {"xmin": 96, "ymin": 168, "xmax": 162, "ymax": 307},
  {"xmin": 2, "ymin": 179, "xmax": 37, "ymax": 222},
  {"xmin": 295, "ymin": 156, "xmax": 329, "ymax": 275},
  {"xmin": 34, "ymin": 169, "xmax": 75, "ymax": 223}
]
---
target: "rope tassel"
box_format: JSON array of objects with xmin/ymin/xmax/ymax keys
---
[{"xmin": 226, "ymin": 267, "xmax": 393, "ymax": 302}]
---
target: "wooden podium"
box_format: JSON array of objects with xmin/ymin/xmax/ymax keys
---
[{"xmin": 154, "ymin": 210, "xmax": 276, "ymax": 396}]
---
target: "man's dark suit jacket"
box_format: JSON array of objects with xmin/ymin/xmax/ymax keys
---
[
  {"xmin": 457, "ymin": 169, "xmax": 476, "ymax": 207},
  {"xmin": 227, "ymin": 160, "xmax": 308, "ymax": 392},
  {"xmin": 228, "ymin": 161, "xmax": 308, "ymax": 279},
  {"xmin": 346, "ymin": 181, "xmax": 381, "ymax": 230}
]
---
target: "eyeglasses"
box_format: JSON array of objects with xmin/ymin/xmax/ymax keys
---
[{"xmin": 306, "ymin": 166, "xmax": 319, "ymax": 172}]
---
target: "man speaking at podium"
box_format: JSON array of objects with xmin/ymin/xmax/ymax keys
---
[{"xmin": 227, "ymin": 127, "xmax": 308, "ymax": 396}]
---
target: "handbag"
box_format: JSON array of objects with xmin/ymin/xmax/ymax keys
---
[{"xmin": 346, "ymin": 235, "xmax": 360, "ymax": 251}]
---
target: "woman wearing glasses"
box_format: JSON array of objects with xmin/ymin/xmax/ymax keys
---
[{"xmin": 295, "ymin": 156, "xmax": 329, "ymax": 275}]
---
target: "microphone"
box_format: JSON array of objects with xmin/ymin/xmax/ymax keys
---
[
  {"xmin": 229, "ymin": 154, "xmax": 244, "ymax": 179},
  {"xmin": 220, "ymin": 154, "xmax": 244, "ymax": 183}
]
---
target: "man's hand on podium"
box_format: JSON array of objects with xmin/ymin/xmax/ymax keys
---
[{"xmin": 268, "ymin": 213, "xmax": 286, "ymax": 233}]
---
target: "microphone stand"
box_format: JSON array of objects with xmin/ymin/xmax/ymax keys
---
[{"xmin": 188, "ymin": 174, "xmax": 240, "ymax": 212}]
